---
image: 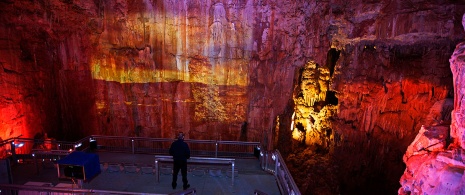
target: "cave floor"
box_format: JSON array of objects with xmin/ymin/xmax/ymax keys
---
[{"xmin": 9, "ymin": 152, "xmax": 280, "ymax": 195}]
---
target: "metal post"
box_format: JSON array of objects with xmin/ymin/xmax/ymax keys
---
[
  {"xmin": 215, "ymin": 141, "xmax": 218, "ymax": 158},
  {"xmin": 231, "ymin": 161, "xmax": 235, "ymax": 186},
  {"xmin": 132, "ymin": 139, "xmax": 135, "ymax": 154},
  {"xmin": 33, "ymin": 153, "xmax": 40, "ymax": 175},
  {"xmin": 10, "ymin": 142, "xmax": 16, "ymax": 164},
  {"xmin": 56, "ymin": 153, "xmax": 61, "ymax": 178},
  {"xmin": 155, "ymin": 159, "xmax": 159, "ymax": 182},
  {"xmin": 265, "ymin": 152, "xmax": 268, "ymax": 172},
  {"xmin": 274, "ymin": 153, "xmax": 278, "ymax": 176}
]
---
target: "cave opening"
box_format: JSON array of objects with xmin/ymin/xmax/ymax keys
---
[{"xmin": 326, "ymin": 48, "xmax": 341, "ymax": 77}]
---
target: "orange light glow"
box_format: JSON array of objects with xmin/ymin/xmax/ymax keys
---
[{"xmin": 87, "ymin": 5, "xmax": 252, "ymax": 125}]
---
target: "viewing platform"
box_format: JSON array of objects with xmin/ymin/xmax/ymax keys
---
[
  {"xmin": 0, "ymin": 135, "xmax": 300, "ymax": 195},
  {"xmin": 8, "ymin": 152, "xmax": 279, "ymax": 194}
]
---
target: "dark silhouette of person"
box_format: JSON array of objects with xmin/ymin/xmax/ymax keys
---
[{"xmin": 169, "ymin": 132, "xmax": 191, "ymax": 190}]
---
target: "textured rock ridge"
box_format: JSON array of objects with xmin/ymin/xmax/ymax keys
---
[{"xmin": 398, "ymin": 14, "xmax": 465, "ymax": 195}]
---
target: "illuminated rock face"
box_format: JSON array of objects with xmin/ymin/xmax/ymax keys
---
[
  {"xmin": 291, "ymin": 60, "xmax": 336, "ymax": 147},
  {"xmin": 0, "ymin": 1, "xmax": 258, "ymax": 140},
  {"xmin": 398, "ymin": 14, "xmax": 465, "ymax": 195},
  {"xmin": 274, "ymin": 1, "xmax": 465, "ymax": 194},
  {"xmin": 1, "ymin": 0, "xmax": 465, "ymax": 194},
  {"xmin": 451, "ymin": 42, "xmax": 465, "ymax": 149}
]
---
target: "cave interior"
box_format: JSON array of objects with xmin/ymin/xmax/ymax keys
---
[{"xmin": 1, "ymin": 0, "xmax": 465, "ymax": 194}]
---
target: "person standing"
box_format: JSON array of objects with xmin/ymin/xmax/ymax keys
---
[{"xmin": 169, "ymin": 132, "xmax": 191, "ymax": 190}]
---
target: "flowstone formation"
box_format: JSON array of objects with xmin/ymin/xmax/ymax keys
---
[
  {"xmin": 280, "ymin": 60, "xmax": 340, "ymax": 195},
  {"xmin": 291, "ymin": 60, "xmax": 337, "ymax": 148},
  {"xmin": 399, "ymin": 14, "xmax": 465, "ymax": 195}
]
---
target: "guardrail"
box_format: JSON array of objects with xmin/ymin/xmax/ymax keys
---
[
  {"xmin": 0, "ymin": 135, "xmax": 260, "ymax": 163},
  {"xmin": 0, "ymin": 183, "xmax": 196, "ymax": 195},
  {"xmin": 0, "ymin": 135, "xmax": 299, "ymax": 195},
  {"xmin": 154, "ymin": 155, "xmax": 236, "ymax": 186},
  {"xmin": 261, "ymin": 150, "xmax": 301, "ymax": 195},
  {"xmin": 86, "ymin": 135, "xmax": 260, "ymax": 158},
  {"xmin": 1, "ymin": 138, "xmax": 79, "ymax": 163}
]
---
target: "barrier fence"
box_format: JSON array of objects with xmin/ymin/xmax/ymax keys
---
[
  {"xmin": 261, "ymin": 149, "xmax": 301, "ymax": 195},
  {"xmin": 0, "ymin": 135, "xmax": 299, "ymax": 195},
  {"xmin": 0, "ymin": 183, "xmax": 196, "ymax": 195},
  {"xmin": 0, "ymin": 135, "xmax": 260, "ymax": 163},
  {"xmin": 154, "ymin": 155, "xmax": 236, "ymax": 186}
]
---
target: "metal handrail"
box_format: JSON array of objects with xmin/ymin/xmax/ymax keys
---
[
  {"xmin": 0, "ymin": 138, "xmax": 15, "ymax": 146},
  {"xmin": 261, "ymin": 150, "xmax": 301, "ymax": 195},
  {"xmin": 0, "ymin": 183, "xmax": 166, "ymax": 194},
  {"xmin": 1, "ymin": 135, "xmax": 300, "ymax": 195},
  {"xmin": 154, "ymin": 155, "xmax": 236, "ymax": 186},
  {"xmin": 2, "ymin": 135, "xmax": 261, "ymax": 162}
]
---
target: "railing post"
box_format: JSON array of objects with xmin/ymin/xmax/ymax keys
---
[
  {"xmin": 131, "ymin": 139, "xmax": 135, "ymax": 154},
  {"xmin": 215, "ymin": 141, "xmax": 218, "ymax": 158},
  {"xmin": 273, "ymin": 152, "xmax": 278, "ymax": 175},
  {"xmin": 231, "ymin": 161, "xmax": 235, "ymax": 186},
  {"xmin": 32, "ymin": 153, "xmax": 39, "ymax": 175},
  {"xmin": 10, "ymin": 141, "xmax": 16, "ymax": 164},
  {"xmin": 265, "ymin": 152, "xmax": 268, "ymax": 172},
  {"xmin": 155, "ymin": 158, "xmax": 159, "ymax": 182}
]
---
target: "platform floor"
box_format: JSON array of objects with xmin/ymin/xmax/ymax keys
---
[{"xmin": 9, "ymin": 152, "xmax": 281, "ymax": 195}]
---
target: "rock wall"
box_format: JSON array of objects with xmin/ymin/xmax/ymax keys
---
[
  {"xmin": 1, "ymin": 0, "xmax": 465, "ymax": 194},
  {"xmin": 0, "ymin": 0, "xmax": 286, "ymax": 141},
  {"xmin": 398, "ymin": 14, "xmax": 465, "ymax": 195},
  {"xmin": 273, "ymin": 1, "xmax": 465, "ymax": 194}
]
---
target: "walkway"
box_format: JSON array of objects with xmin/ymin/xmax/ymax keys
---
[{"xmin": 9, "ymin": 152, "xmax": 281, "ymax": 195}]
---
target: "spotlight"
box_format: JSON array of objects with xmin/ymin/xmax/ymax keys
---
[
  {"xmin": 74, "ymin": 143, "xmax": 82, "ymax": 148},
  {"xmin": 272, "ymin": 154, "xmax": 276, "ymax": 161},
  {"xmin": 14, "ymin": 142, "xmax": 24, "ymax": 148}
]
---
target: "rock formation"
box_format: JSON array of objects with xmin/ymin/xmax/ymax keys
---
[
  {"xmin": 398, "ymin": 13, "xmax": 465, "ymax": 195},
  {"xmin": 0, "ymin": 0, "xmax": 465, "ymax": 194}
]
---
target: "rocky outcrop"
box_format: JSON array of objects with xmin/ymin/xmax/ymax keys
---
[
  {"xmin": 277, "ymin": 1, "xmax": 465, "ymax": 194},
  {"xmin": 398, "ymin": 14, "xmax": 465, "ymax": 195}
]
